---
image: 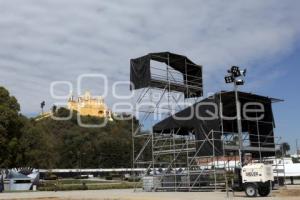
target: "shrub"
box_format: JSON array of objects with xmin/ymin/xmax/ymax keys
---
[{"xmin": 44, "ymin": 173, "xmax": 58, "ymax": 180}]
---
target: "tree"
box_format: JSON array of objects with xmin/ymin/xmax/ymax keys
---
[
  {"xmin": 36, "ymin": 106, "xmax": 138, "ymax": 169},
  {"xmin": 0, "ymin": 86, "xmax": 23, "ymax": 168},
  {"xmin": 292, "ymin": 157, "xmax": 300, "ymax": 163},
  {"xmin": 19, "ymin": 121, "xmax": 58, "ymax": 169},
  {"xmin": 281, "ymin": 142, "xmax": 291, "ymax": 156},
  {"xmin": 51, "ymin": 105, "xmax": 57, "ymax": 113}
]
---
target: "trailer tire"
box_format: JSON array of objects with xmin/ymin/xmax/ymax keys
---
[
  {"xmin": 245, "ymin": 183, "xmax": 257, "ymax": 197},
  {"xmin": 258, "ymin": 185, "xmax": 271, "ymax": 197}
]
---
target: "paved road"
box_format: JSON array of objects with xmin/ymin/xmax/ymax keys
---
[{"xmin": 0, "ymin": 189, "xmax": 298, "ymax": 200}]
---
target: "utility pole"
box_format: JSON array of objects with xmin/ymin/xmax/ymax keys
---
[{"xmin": 296, "ymin": 139, "xmax": 299, "ymax": 159}]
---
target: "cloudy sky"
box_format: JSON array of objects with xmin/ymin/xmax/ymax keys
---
[{"xmin": 0, "ymin": 0, "xmax": 300, "ymax": 150}]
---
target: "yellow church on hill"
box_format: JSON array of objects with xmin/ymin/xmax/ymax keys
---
[{"xmin": 68, "ymin": 91, "xmax": 112, "ymax": 119}]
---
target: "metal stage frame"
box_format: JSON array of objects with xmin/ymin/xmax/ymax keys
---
[
  {"xmin": 133, "ymin": 126, "xmax": 284, "ymax": 192},
  {"xmin": 131, "ymin": 53, "xmax": 284, "ymax": 192}
]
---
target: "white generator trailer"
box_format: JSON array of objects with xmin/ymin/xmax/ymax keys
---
[{"xmin": 241, "ymin": 163, "xmax": 274, "ymax": 197}]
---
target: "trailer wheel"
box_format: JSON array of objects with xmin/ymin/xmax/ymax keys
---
[
  {"xmin": 258, "ymin": 185, "xmax": 271, "ymax": 197},
  {"xmin": 245, "ymin": 183, "xmax": 257, "ymax": 197}
]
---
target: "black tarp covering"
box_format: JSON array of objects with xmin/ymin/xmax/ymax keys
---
[
  {"xmin": 130, "ymin": 52, "xmax": 203, "ymax": 98},
  {"xmin": 153, "ymin": 91, "xmax": 278, "ymax": 158}
]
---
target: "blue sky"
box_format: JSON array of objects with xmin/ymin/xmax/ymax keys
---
[
  {"xmin": 0, "ymin": 0, "xmax": 299, "ymax": 152},
  {"xmin": 250, "ymin": 45, "xmax": 300, "ymax": 152}
]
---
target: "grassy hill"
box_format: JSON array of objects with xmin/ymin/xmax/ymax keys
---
[
  {"xmin": 0, "ymin": 86, "xmax": 146, "ymax": 169},
  {"xmin": 31, "ymin": 108, "xmax": 139, "ymax": 169}
]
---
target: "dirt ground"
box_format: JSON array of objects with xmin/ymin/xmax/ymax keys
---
[{"xmin": 1, "ymin": 186, "xmax": 300, "ymax": 200}]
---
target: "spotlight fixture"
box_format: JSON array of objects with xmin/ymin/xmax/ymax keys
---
[
  {"xmin": 225, "ymin": 75, "xmax": 234, "ymax": 84},
  {"xmin": 231, "ymin": 66, "xmax": 242, "ymax": 77},
  {"xmin": 231, "ymin": 66, "xmax": 239, "ymax": 72},
  {"xmin": 236, "ymin": 79, "xmax": 244, "ymax": 85}
]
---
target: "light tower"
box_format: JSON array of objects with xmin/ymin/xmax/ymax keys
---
[
  {"xmin": 225, "ymin": 66, "xmax": 247, "ymax": 166},
  {"xmin": 40, "ymin": 101, "xmax": 45, "ymax": 115}
]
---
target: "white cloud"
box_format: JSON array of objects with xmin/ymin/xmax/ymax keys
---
[{"xmin": 0, "ymin": 0, "xmax": 299, "ymax": 114}]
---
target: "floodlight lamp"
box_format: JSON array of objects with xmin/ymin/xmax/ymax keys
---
[
  {"xmin": 236, "ymin": 79, "xmax": 244, "ymax": 85},
  {"xmin": 234, "ymin": 70, "xmax": 241, "ymax": 77},
  {"xmin": 225, "ymin": 75, "xmax": 234, "ymax": 84},
  {"xmin": 231, "ymin": 66, "xmax": 242, "ymax": 77},
  {"xmin": 231, "ymin": 66, "xmax": 240, "ymax": 73}
]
